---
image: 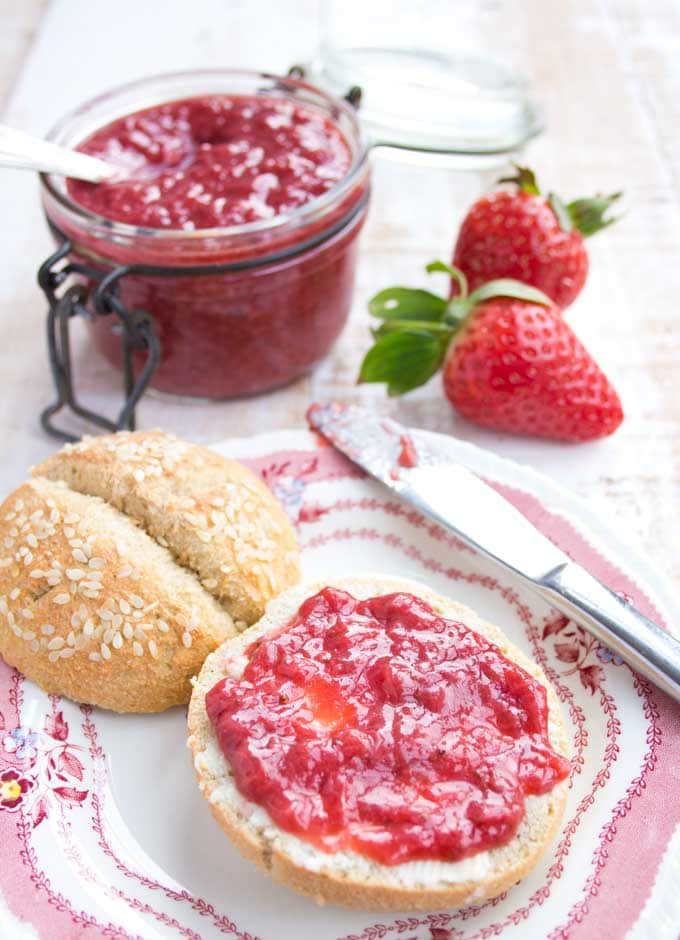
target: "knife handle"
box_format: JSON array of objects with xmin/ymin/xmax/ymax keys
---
[{"xmin": 538, "ymin": 564, "xmax": 680, "ymax": 703}]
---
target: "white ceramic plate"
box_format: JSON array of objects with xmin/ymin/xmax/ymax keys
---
[{"xmin": 1, "ymin": 430, "xmax": 678, "ymax": 940}]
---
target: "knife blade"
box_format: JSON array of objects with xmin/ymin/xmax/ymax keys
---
[{"xmin": 307, "ymin": 402, "xmax": 680, "ymax": 703}]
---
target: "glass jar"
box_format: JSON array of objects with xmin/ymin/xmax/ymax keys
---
[{"xmin": 40, "ymin": 70, "xmax": 370, "ymax": 398}]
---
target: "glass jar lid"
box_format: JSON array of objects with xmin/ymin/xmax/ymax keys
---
[{"xmin": 307, "ymin": 47, "xmax": 542, "ymax": 157}]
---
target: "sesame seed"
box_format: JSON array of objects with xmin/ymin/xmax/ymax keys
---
[
  {"xmin": 22, "ymin": 630, "xmax": 35, "ymax": 641},
  {"xmin": 132, "ymin": 610, "xmax": 143, "ymax": 621},
  {"xmin": 212, "ymin": 496, "xmax": 225, "ymax": 507},
  {"xmin": 148, "ymin": 639, "xmax": 159, "ymax": 658},
  {"xmin": 89, "ymin": 652, "xmax": 101, "ymax": 663},
  {"xmin": 112, "ymin": 614, "xmax": 123, "ymax": 629},
  {"xmin": 21, "ymin": 608, "xmax": 34, "ymax": 620},
  {"xmin": 112, "ymin": 633, "xmax": 123, "ymax": 649},
  {"xmin": 123, "ymin": 623, "xmax": 133, "ymax": 640},
  {"xmin": 0, "ymin": 558, "xmax": 11, "ymax": 568},
  {"xmin": 99, "ymin": 608, "xmax": 113, "ymax": 621},
  {"xmin": 143, "ymin": 601, "xmax": 159, "ymax": 614},
  {"xmin": 220, "ymin": 564, "xmax": 231, "ymax": 574},
  {"xmin": 4, "ymin": 511, "xmax": 15, "ymax": 521},
  {"xmin": 60, "ymin": 648, "xmax": 74, "ymax": 659},
  {"xmin": 30, "ymin": 640, "xmax": 39, "ymax": 653},
  {"xmin": 69, "ymin": 582, "xmax": 77, "ymax": 595},
  {"xmin": 198, "ymin": 531, "xmax": 212, "ymax": 544},
  {"xmin": 47, "ymin": 637, "xmax": 64, "ymax": 650},
  {"xmin": 133, "ymin": 642, "xmax": 143, "ymax": 657},
  {"xmin": 81, "ymin": 590, "xmax": 100, "ymax": 600},
  {"xmin": 119, "ymin": 599, "xmax": 131, "ymax": 615},
  {"xmin": 64, "ymin": 513, "xmax": 79, "ymax": 524},
  {"xmin": 67, "ymin": 632, "xmax": 75, "ymax": 646},
  {"xmin": 53, "ymin": 594, "xmax": 70, "ymax": 605},
  {"xmin": 203, "ymin": 578, "xmax": 218, "ymax": 590},
  {"xmin": 181, "ymin": 631, "xmax": 192, "ymax": 648},
  {"xmin": 158, "ymin": 620, "xmax": 169, "ymax": 633},
  {"xmin": 100, "ymin": 643, "xmax": 111, "ymax": 660},
  {"xmin": 27, "ymin": 534, "xmax": 38, "ymax": 549},
  {"xmin": 129, "ymin": 594, "xmax": 144, "ymax": 609},
  {"xmin": 29, "ymin": 569, "xmax": 44, "ymax": 579},
  {"xmin": 157, "ymin": 536, "xmax": 169, "ymax": 548},
  {"xmin": 15, "ymin": 499, "xmax": 24, "ymax": 510},
  {"xmin": 11, "ymin": 625, "xmax": 21, "ymax": 637},
  {"xmin": 82, "ymin": 582, "xmax": 102, "ymax": 591},
  {"xmin": 48, "ymin": 651, "xmax": 60, "ymax": 663},
  {"xmin": 9, "ymin": 588, "xmax": 20, "ymax": 600},
  {"xmin": 23, "ymin": 552, "xmax": 33, "ymax": 566},
  {"xmin": 89, "ymin": 558, "xmax": 106, "ymax": 570},
  {"xmin": 49, "ymin": 510, "xmax": 60, "ymax": 524},
  {"xmin": 64, "ymin": 527, "xmax": 75, "ymax": 539},
  {"xmin": 41, "ymin": 624, "xmax": 54, "ymax": 636},
  {"xmin": 103, "ymin": 628, "xmax": 114, "ymax": 645},
  {"xmin": 86, "ymin": 571, "xmax": 103, "ymax": 581},
  {"xmin": 72, "ymin": 548, "xmax": 88, "ymax": 564},
  {"xmin": 117, "ymin": 565, "xmax": 133, "ymax": 578},
  {"xmin": 66, "ymin": 568, "xmax": 84, "ymax": 581}
]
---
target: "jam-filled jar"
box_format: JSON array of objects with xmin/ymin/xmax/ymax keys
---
[{"xmin": 40, "ymin": 70, "xmax": 370, "ymax": 399}]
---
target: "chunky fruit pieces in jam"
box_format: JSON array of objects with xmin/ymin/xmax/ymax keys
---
[
  {"xmin": 68, "ymin": 94, "xmax": 352, "ymax": 229},
  {"xmin": 206, "ymin": 588, "xmax": 569, "ymax": 866}
]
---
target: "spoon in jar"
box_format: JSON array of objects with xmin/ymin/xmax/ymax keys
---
[{"xmin": 0, "ymin": 123, "xmax": 120, "ymax": 183}]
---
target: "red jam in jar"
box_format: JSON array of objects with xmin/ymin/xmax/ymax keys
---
[
  {"xmin": 41, "ymin": 72, "xmax": 369, "ymax": 398},
  {"xmin": 206, "ymin": 588, "xmax": 570, "ymax": 867},
  {"xmin": 67, "ymin": 96, "xmax": 352, "ymax": 229}
]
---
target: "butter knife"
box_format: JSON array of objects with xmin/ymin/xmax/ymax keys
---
[{"xmin": 307, "ymin": 402, "xmax": 680, "ymax": 703}]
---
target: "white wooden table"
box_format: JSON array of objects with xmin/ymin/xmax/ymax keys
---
[{"xmin": 0, "ymin": 4, "xmax": 678, "ymax": 937}]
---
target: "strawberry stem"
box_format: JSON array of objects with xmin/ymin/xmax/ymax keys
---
[
  {"xmin": 498, "ymin": 164, "xmax": 540, "ymax": 195},
  {"xmin": 426, "ymin": 259, "xmax": 468, "ymax": 299}
]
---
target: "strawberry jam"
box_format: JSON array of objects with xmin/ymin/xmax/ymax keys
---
[
  {"xmin": 67, "ymin": 95, "xmax": 352, "ymax": 229},
  {"xmin": 206, "ymin": 588, "xmax": 570, "ymax": 866}
]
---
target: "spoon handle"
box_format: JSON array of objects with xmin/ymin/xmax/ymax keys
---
[{"xmin": 0, "ymin": 124, "xmax": 118, "ymax": 183}]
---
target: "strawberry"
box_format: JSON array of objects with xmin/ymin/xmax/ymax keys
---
[
  {"xmin": 452, "ymin": 166, "xmax": 621, "ymax": 308},
  {"xmin": 358, "ymin": 262, "xmax": 623, "ymax": 442}
]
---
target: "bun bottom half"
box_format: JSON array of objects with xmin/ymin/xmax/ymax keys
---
[{"xmin": 188, "ymin": 576, "xmax": 570, "ymax": 910}]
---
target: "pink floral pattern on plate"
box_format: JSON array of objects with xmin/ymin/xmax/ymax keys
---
[{"xmin": 0, "ymin": 430, "xmax": 677, "ymax": 940}]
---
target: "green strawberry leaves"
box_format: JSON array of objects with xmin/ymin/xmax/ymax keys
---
[
  {"xmin": 499, "ymin": 164, "xmax": 622, "ymax": 237},
  {"xmin": 369, "ymin": 288, "xmax": 446, "ymax": 321},
  {"xmin": 467, "ymin": 279, "xmax": 552, "ymax": 307},
  {"xmin": 359, "ymin": 329, "xmax": 449, "ymax": 396},
  {"xmin": 566, "ymin": 192, "xmax": 622, "ymax": 237},
  {"xmin": 358, "ymin": 262, "xmax": 552, "ymax": 396}
]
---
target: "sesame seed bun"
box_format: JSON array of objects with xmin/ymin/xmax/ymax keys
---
[
  {"xmin": 0, "ymin": 431, "xmax": 300, "ymax": 713},
  {"xmin": 188, "ymin": 576, "xmax": 570, "ymax": 910}
]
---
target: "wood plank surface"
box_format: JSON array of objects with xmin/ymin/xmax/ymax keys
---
[{"xmin": 0, "ymin": 0, "xmax": 677, "ymax": 599}]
